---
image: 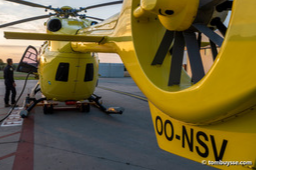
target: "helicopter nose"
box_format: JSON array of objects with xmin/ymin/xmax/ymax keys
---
[{"xmin": 47, "ymin": 18, "xmax": 62, "ymax": 32}]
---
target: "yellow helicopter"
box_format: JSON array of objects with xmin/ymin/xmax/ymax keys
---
[
  {"xmin": 1, "ymin": 0, "xmax": 125, "ymax": 115},
  {"xmin": 1, "ymin": 0, "xmax": 256, "ymax": 170}
]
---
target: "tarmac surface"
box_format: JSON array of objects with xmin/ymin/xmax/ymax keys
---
[{"xmin": 0, "ymin": 77, "xmax": 216, "ymax": 170}]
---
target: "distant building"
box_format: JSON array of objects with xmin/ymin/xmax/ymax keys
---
[{"xmin": 99, "ymin": 63, "xmax": 125, "ymax": 78}]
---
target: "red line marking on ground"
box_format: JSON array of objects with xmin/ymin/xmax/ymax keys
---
[
  {"xmin": 0, "ymin": 131, "xmax": 21, "ymax": 139},
  {"xmin": 0, "ymin": 152, "xmax": 16, "ymax": 161},
  {"xmin": 12, "ymin": 110, "xmax": 34, "ymax": 170}
]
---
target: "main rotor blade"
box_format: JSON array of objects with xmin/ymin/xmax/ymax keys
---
[
  {"xmin": 184, "ymin": 31, "xmax": 205, "ymax": 84},
  {"xmin": 80, "ymin": 1, "xmax": 123, "ymax": 11},
  {"xmin": 168, "ymin": 31, "xmax": 185, "ymax": 86},
  {"xmin": 84, "ymin": 16, "xmax": 104, "ymax": 21},
  {"xmin": 0, "ymin": 15, "xmax": 52, "ymax": 28},
  {"xmin": 5, "ymin": 0, "xmax": 51, "ymax": 9}
]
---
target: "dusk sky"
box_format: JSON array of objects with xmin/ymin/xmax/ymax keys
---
[{"xmin": 0, "ymin": 0, "xmax": 123, "ymax": 63}]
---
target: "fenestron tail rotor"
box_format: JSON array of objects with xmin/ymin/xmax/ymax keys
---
[
  {"xmin": 149, "ymin": 0, "xmax": 232, "ymax": 86},
  {"xmin": 1, "ymin": 0, "xmax": 124, "ymax": 29}
]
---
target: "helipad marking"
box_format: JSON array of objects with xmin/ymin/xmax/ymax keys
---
[{"xmin": 1, "ymin": 107, "xmax": 24, "ymax": 127}]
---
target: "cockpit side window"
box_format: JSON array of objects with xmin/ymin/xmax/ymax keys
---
[
  {"xmin": 56, "ymin": 63, "xmax": 69, "ymax": 82},
  {"xmin": 84, "ymin": 63, "xmax": 94, "ymax": 82}
]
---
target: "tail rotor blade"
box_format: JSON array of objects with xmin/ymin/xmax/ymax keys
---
[
  {"xmin": 168, "ymin": 31, "xmax": 185, "ymax": 86},
  {"xmin": 184, "ymin": 31, "xmax": 205, "ymax": 84},
  {"xmin": 192, "ymin": 23, "xmax": 223, "ymax": 47},
  {"xmin": 210, "ymin": 17, "xmax": 227, "ymax": 36},
  {"xmin": 151, "ymin": 30, "xmax": 174, "ymax": 65},
  {"xmin": 209, "ymin": 40, "xmax": 218, "ymax": 61}
]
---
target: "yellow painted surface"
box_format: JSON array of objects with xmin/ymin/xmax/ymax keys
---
[
  {"xmin": 149, "ymin": 102, "xmax": 256, "ymax": 170},
  {"xmin": 72, "ymin": 0, "xmax": 256, "ymax": 168},
  {"xmin": 38, "ymin": 18, "xmax": 99, "ymax": 101},
  {"xmin": 4, "ymin": 0, "xmax": 256, "ymax": 169},
  {"xmin": 134, "ymin": 0, "xmax": 199, "ymax": 31}
]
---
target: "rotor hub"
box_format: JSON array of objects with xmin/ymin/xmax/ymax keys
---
[
  {"xmin": 134, "ymin": 0, "xmax": 200, "ymax": 31},
  {"xmin": 60, "ymin": 6, "xmax": 73, "ymax": 11}
]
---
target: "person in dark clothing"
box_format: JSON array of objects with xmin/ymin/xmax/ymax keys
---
[{"xmin": 4, "ymin": 58, "xmax": 17, "ymax": 107}]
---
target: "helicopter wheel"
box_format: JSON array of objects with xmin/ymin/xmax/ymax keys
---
[
  {"xmin": 79, "ymin": 103, "xmax": 90, "ymax": 113},
  {"xmin": 43, "ymin": 104, "xmax": 54, "ymax": 114}
]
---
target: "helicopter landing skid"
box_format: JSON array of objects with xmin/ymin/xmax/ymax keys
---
[
  {"xmin": 89, "ymin": 94, "xmax": 124, "ymax": 114},
  {"xmin": 20, "ymin": 94, "xmax": 47, "ymax": 118},
  {"xmin": 19, "ymin": 93, "xmax": 124, "ymax": 118}
]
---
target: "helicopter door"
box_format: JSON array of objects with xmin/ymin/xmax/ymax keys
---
[{"xmin": 17, "ymin": 45, "xmax": 39, "ymax": 73}]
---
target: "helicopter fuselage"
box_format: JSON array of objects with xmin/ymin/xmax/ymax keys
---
[{"xmin": 38, "ymin": 17, "xmax": 99, "ymax": 101}]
